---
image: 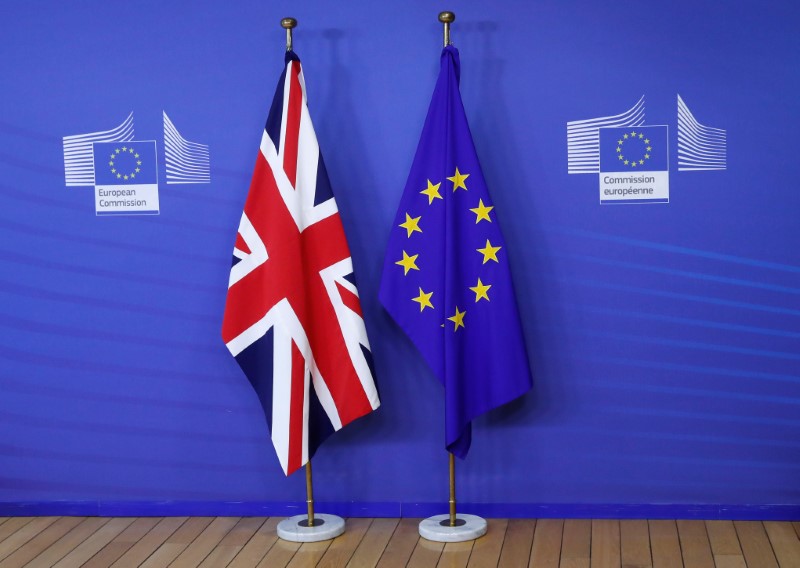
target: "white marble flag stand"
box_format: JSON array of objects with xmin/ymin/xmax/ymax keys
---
[{"xmin": 418, "ymin": 451, "xmax": 488, "ymax": 542}]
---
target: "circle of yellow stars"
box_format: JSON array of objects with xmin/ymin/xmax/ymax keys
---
[
  {"xmin": 108, "ymin": 146, "xmax": 143, "ymax": 180},
  {"xmin": 394, "ymin": 166, "xmax": 500, "ymax": 332},
  {"xmin": 616, "ymin": 131, "xmax": 652, "ymax": 169}
]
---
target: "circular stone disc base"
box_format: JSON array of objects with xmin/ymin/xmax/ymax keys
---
[
  {"xmin": 419, "ymin": 514, "xmax": 487, "ymax": 542},
  {"xmin": 277, "ymin": 514, "xmax": 345, "ymax": 542}
]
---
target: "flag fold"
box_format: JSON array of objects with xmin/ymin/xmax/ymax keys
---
[
  {"xmin": 223, "ymin": 51, "xmax": 380, "ymax": 476},
  {"xmin": 379, "ymin": 46, "xmax": 532, "ymax": 458}
]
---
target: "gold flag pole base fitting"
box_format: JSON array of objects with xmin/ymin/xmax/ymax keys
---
[
  {"xmin": 276, "ymin": 461, "xmax": 346, "ymax": 543},
  {"xmin": 418, "ymin": 452, "xmax": 487, "ymax": 542}
]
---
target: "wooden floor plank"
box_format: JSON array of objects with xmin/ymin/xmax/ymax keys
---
[
  {"xmin": 168, "ymin": 516, "xmax": 240, "ymax": 567},
  {"xmin": 28, "ymin": 518, "xmax": 111, "ymax": 567},
  {"xmin": 82, "ymin": 517, "xmax": 162, "ymax": 568},
  {"xmin": 0, "ymin": 515, "xmax": 794, "ymax": 567},
  {"xmin": 317, "ymin": 518, "xmax": 372, "ymax": 568},
  {"xmin": 648, "ymin": 520, "xmax": 682, "ymax": 568},
  {"xmin": 436, "ymin": 540, "xmax": 473, "ymax": 568},
  {"xmin": 109, "ymin": 516, "xmax": 188, "ymax": 568},
  {"xmin": 530, "ymin": 518, "xmax": 563, "ymax": 568},
  {"xmin": 0, "ymin": 519, "xmax": 34, "ymax": 544},
  {"xmin": 467, "ymin": 518, "xmax": 508, "ymax": 568},
  {"xmin": 51, "ymin": 517, "xmax": 135, "ymax": 568},
  {"xmin": 228, "ymin": 517, "xmax": 282, "ymax": 568},
  {"xmin": 735, "ymin": 521, "xmax": 779, "ymax": 568},
  {"xmin": 347, "ymin": 518, "xmax": 399, "ymax": 568},
  {"xmin": 139, "ymin": 516, "xmax": 214, "ymax": 568},
  {"xmin": 407, "ymin": 537, "xmax": 444, "ymax": 568},
  {"xmin": 763, "ymin": 521, "xmax": 800, "ymax": 568},
  {"xmin": 560, "ymin": 519, "xmax": 590, "ymax": 568},
  {"xmin": 375, "ymin": 517, "xmax": 420, "ymax": 568},
  {"xmin": 197, "ymin": 517, "xmax": 266, "ymax": 568},
  {"xmin": 498, "ymin": 519, "xmax": 535, "ymax": 568},
  {"xmin": 677, "ymin": 519, "xmax": 714, "ymax": 568},
  {"xmin": 592, "ymin": 519, "xmax": 621, "ymax": 568},
  {"xmin": 0, "ymin": 517, "xmax": 83, "ymax": 568},
  {"xmin": 793, "ymin": 522, "xmax": 800, "ymax": 540},
  {"xmin": 286, "ymin": 539, "xmax": 332, "ymax": 568},
  {"xmin": 620, "ymin": 519, "xmax": 651, "ymax": 568},
  {"xmin": 0, "ymin": 516, "xmax": 58, "ymax": 562},
  {"xmin": 255, "ymin": 534, "xmax": 301, "ymax": 568},
  {"xmin": 706, "ymin": 520, "xmax": 746, "ymax": 568}
]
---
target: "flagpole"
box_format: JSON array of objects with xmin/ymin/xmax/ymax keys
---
[
  {"xmin": 281, "ymin": 17, "xmax": 296, "ymax": 52},
  {"xmin": 449, "ymin": 452, "xmax": 457, "ymax": 526},
  {"xmin": 305, "ymin": 461, "xmax": 315, "ymax": 527},
  {"xmin": 416, "ymin": 14, "xmax": 488, "ymax": 542},
  {"xmin": 438, "ymin": 11, "xmax": 455, "ymax": 47},
  {"xmin": 270, "ymin": 19, "xmax": 343, "ymax": 542}
]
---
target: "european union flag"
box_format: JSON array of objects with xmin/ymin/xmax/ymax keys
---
[{"xmin": 379, "ymin": 46, "xmax": 532, "ymax": 458}]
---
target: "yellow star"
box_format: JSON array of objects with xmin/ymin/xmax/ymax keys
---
[
  {"xmin": 624, "ymin": 160, "xmax": 629, "ymax": 165},
  {"xmin": 639, "ymin": 160, "xmax": 644, "ymax": 165},
  {"xmin": 623, "ymin": 134, "xmax": 629, "ymax": 139},
  {"xmin": 115, "ymin": 148, "xmax": 121, "ymax": 154},
  {"xmin": 477, "ymin": 239, "xmax": 501, "ymax": 264},
  {"xmin": 134, "ymin": 153, "xmax": 140, "ymax": 158},
  {"xmin": 447, "ymin": 167, "xmax": 469, "ymax": 191},
  {"xmin": 638, "ymin": 133, "xmax": 644, "ymax": 139},
  {"xmin": 616, "ymin": 147, "xmax": 622, "ymax": 153},
  {"xmin": 617, "ymin": 155, "xmax": 623, "ymax": 161},
  {"xmin": 110, "ymin": 168, "xmax": 116, "ymax": 173},
  {"xmin": 447, "ymin": 306, "xmax": 466, "ymax": 331},
  {"xmin": 395, "ymin": 250, "xmax": 420, "ymax": 275},
  {"xmin": 399, "ymin": 213, "xmax": 422, "ymax": 237},
  {"xmin": 135, "ymin": 167, "xmax": 140, "ymax": 173},
  {"xmin": 469, "ymin": 278, "xmax": 492, "ymax": 302},
  {"xmin": 631, "ymin": 162, "xmax": 637, "ymax": 168},
  {"xmin": 644, "ymin": 154, "xmax": 650, "ymax": 159},
  {"xmin": 116, "ymin": 173, "xmax": 121, "ymax": 179},
  {"xmin": 130, "ymin": 173, "xmax": 136, "ymax": 178},
  {"xmin": 109, "ymin": 154, "xmax": 115, "ymax": 160},
  {"xmin": 122, "ymin": 146, "xmax": 127, "ymax": 151},
  {"xmin": 123, "ymin": 174, "xmax": 129, "ymax": 179},
  {"xmin": 412, "ymin": 287, "xmax": 434, "ymax": 312},
  {"xmin": 128, "ymin": 148, "xmax": 135, "ymax": 153},
  {"xmin": 137, "ymin": 160, "xmax": 142, "ymax": 165},
  {"xmin": 617, "ymin": 139, "xmax": 623, "ymax": 145},
  {"xmin": 469, "ymin": 199, "xmax": 494, "ymax": 223},
  {"xmin": 420, "ymin": 179, "xmax": 443, "ymax": 204},
  {"xmin": 108, "ymin": 161, "xmax": 113, "ymax": 166},
  {"xmin": 645, "ymin": 139, "xmax": 650, "ymax": 144},
  {"xmin": 630, "ymin": 131, "xmax": 637, "ymax": 137}
]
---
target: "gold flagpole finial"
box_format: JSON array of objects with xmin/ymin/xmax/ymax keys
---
[
  {"xmin": 281, "ymin": 17, "xmax": 297, "ymax": 52},
  {"xmin": 438, "ymin": 11, "xmax": 455, "ymax": 47}
]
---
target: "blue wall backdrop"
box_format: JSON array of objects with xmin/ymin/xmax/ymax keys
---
[{"xmin": 1, "ymin": 1, "xmax": 798, "ymax": 518}]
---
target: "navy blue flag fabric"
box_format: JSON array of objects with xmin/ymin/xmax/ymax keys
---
[{"xmin": 379, "ymin": 46, "xmax": 532, "ymax": 458}]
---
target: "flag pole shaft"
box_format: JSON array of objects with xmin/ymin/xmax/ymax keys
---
[
  {"xmin": 305, "ymin": 461, "xmax": 315, "ymax": 527},
  {"xmin": 438, "ymin": 11, "xmax": 455, "ymax": 47},
  {"xmin": 449, "ymin": 452, "xmax": 457, "ymax": 526},
  {"xmin": 281, "ymin": 17, "xmax": 297, "ymax": 52}
]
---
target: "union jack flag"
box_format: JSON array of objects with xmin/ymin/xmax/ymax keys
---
[{"xmin": 222, "ymin": 51, "xmax": 380, "ymax": 476}]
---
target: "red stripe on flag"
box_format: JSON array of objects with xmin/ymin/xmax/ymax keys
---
[
  {"xmin": 234, "ymin": 232, "xmax": 251, "ymax": 255},
  {"xmin": 282, "ymin": 61, "xmax": 303, "ymax": 188},
  {"xmin": 287, "ymin": 341, "xmax": 306, "ymax": 475},
  {"xmin": 336, "ymin": 281, "xmax": 363, "ymax": 318}
]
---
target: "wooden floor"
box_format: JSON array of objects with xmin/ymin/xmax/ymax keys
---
[{"xmin": 0, "ymin": 517, "xmax": 798, "ymax": 567}]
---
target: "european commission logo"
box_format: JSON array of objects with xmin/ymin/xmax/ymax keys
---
[
  {"xmin": 92, "ymin": 141, "xmax": 159, "ymax": 216},
  {"xmin": 567, "ymin": 95, "xmax": 726, "ymax": 204},
  {"xmin": 62, "ymin": 112, "xmax": 210, "ymax": 216},
  {"xmin": 599, "ymin": 126, "xmax": 668, "ymax": 204}
]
